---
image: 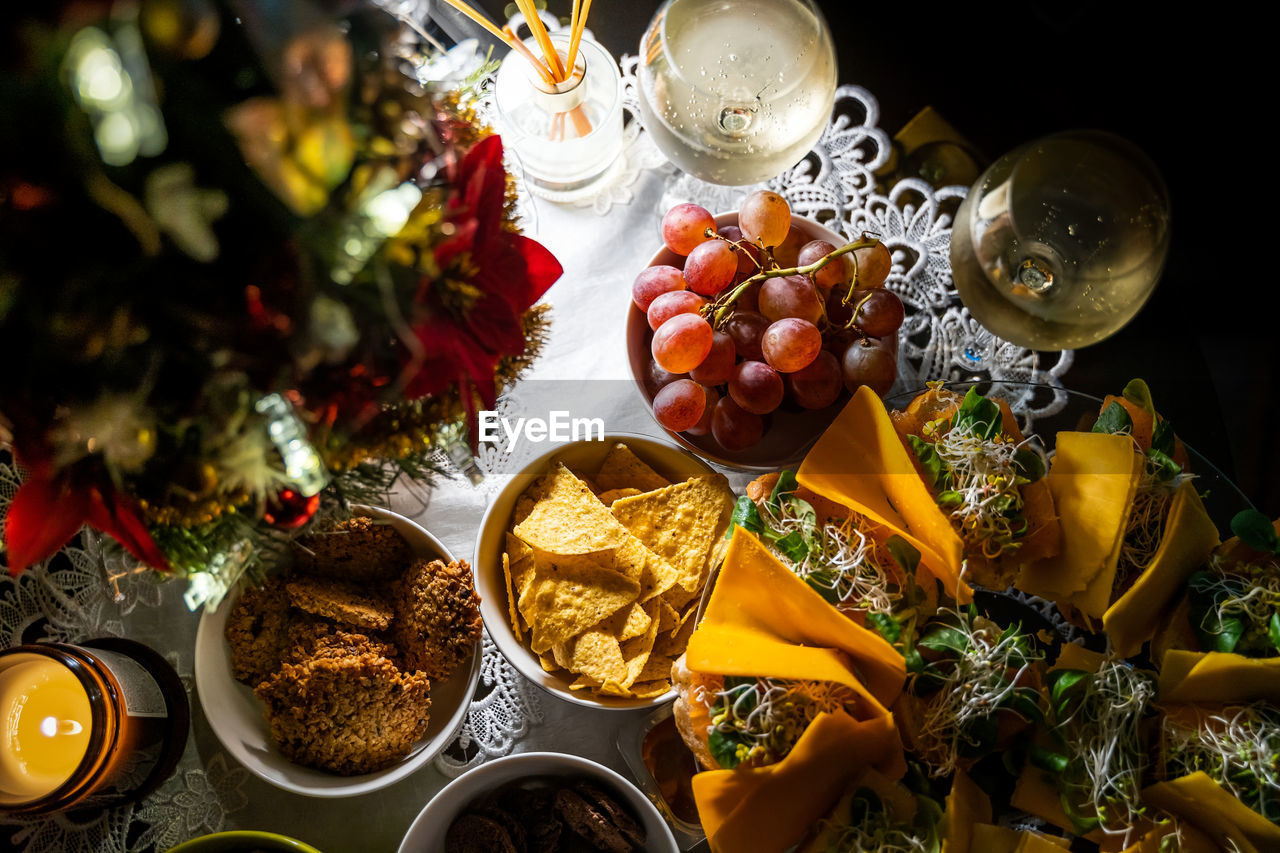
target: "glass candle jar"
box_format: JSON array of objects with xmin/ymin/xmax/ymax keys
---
[
  {"xmin": 0, "ymin": 639, "xmax": 189, "ymax": 816},
  {"xmin": 494, "ymin": 32, "xmax": 624, "ymax": 199}
]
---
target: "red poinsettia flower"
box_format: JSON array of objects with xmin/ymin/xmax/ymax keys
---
[
  {"xmin": 4, "ymin": 454, "xmax": 170, "ymax": 577},
  {"xmin": 402, "ymin": 135, "xmax": 561, "ymax": 419}
]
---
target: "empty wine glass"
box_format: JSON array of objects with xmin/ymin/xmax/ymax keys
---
[
  {"xmin": 636, "ymin": 0, "xmax": 836, "ymax": 188},
  {"xmin": 950, "ymin": 130, "xmax": 1170, "ymax": 352}
]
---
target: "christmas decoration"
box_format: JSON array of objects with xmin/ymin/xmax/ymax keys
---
[{"xmin": 0, "ymin": 0, "xmax": 559, "ymax": 605}]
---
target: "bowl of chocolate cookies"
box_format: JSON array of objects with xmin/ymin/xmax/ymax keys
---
[
  {"xmin": 397, "ymin": 752, "xmax": 677, "ymax": 853},
  {"xmin": 194, "ymin": 505, "xmax": 483, "ymax": 797}
]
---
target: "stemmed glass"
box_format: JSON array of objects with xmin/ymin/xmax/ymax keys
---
[
  {"xmin": 950, "ymin": 130, "xmax": 1170, "ymax": 354},
  {"xmin": 636, "ymin": 0, "xmax": 836, "ymax": 196}
]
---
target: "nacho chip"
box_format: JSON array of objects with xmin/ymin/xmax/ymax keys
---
[
  {"xmin": 514, "ymin": 465, "xmax": 631, "ymax": 555},
  {"xmin": 520, "ymin": 552, "xmax": 640, "ymax": 648},
  {"xmin": 614, "ymin": 601, "xmax": 653, "ymax": 642},
  {"xmin": 502, "ymin": 553, "xmax": 522, "ymax": 639},
  {"xmin": 599, "ymin": 487, "xmax": 642, "ymax": 505},
  {"xmin": 611, "ymin": 474, "xmax": 734, "ymax": 600},
  {"xmin": 560, "ymin": 628, "xmax": 628, "ymax": 685},
  {"xmin": 627, "ymin": 679, "xmax": 673, "ymax": 699},
  {"xmin": 656, "ymin": 597, "xmax": 680, "ymax": 633},
  {"xmin": 595, "ymin": 443, "xmax": 671, "ymax": 492},
  {"xmin": 538, "ymin": 652, "xmax": 559, "ymax": 673},
  {"xmin": 619, "ymin": 601, "xmax": 662, "ymax": 688}
]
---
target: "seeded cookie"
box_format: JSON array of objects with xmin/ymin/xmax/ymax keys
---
[
  {"xmin": 292, "ymin": 516, "xmax": 412, "ymax": 582},
  {"xmin": 224, "ymin": 577, "xmax": 290, "ymax": 687},
  {"xmin": 393, "ymin": 558, "xmax": 482, "ymax": 680},
  {"xmin": 286, "ymin": 576, "xmax": 394, "ymax": 631},
  {"xmin": 255, "ymin": 644, "xmax": 430, "ymax": 775}
]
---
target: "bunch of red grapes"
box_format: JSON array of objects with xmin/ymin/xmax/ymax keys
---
[{"xmin": 633, "ymin": 191, "xmax": 903, "ymax": 452}]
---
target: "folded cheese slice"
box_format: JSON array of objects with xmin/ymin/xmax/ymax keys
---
[
  {"xmin": 693, "ymin": 710, "xmax": 902, "ymax": 853},
  {"xmin": 942, "ymin": 769, "xmax": 992, "ymax": 853},
  {"xmin": 1158, "ymin": 649, "xmax": 1280, "ymax": 704},
  {"xmin": 1142, "ymin": 772, "xmax": 1280, "ymax": 853},
  {"xmin": 688, "ymin": 528, "xmax": 906, "ymax": 712},
  {"xmin": 1017, "ymin": 431, "xmax": 1141, "ymax": 607},
  {"xmin": 797, "ymin": 386, "xmax": 970, "ymax": 602},
  {"xmin": 1104, "ymin": 481, "xmax": 1219, "ymax": 658}
]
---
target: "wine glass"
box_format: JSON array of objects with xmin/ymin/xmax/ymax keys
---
[
  {"xmin": 636, "ymin": 0, "xmax": 837, "ymax": 188},
  {"xmin": 950, "ymin": 130, "xmax": 1170, "ymax": 352}
]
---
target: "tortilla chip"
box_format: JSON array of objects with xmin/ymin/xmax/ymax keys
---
[
  {"xmin": 599, "ymin": 487, "xmax": 642, "ymax": 505},
  {"xmin": 655, "ymin": 602, "xmax": 699, "ymax": 658},
  {"xmin": 628, "ymin": 679, "xmax": 673, "ymax": 699},
  {"xmin": 614, "ymin": 601, "xmax": 653, "ymax": 642},
  {"xmin": 619, "ymin": 601, "xmax": 662, "ymax": 688},
  {"xmin": 560, "ymin": 628, "xmax": 628, "ymax": 685},
  {"xmin": 611, "ymin": 474, "xmax": 735, "ymax": 599},
  {"xmin": 502, "ymin": 553, "xmax": 523, "ymax": 639},
  {"xmin": 520, "ymin": 553, "xmax": 640, "ymax": 648},
  {"xmin": 514, "ymin": 465, "xmax": 631, "ymax": 555},
  {"xmin": 636, "ymin": 652, "xmax": 677, "ymax": 684},
  {"xmin": 595, "ymin": 443, "xmax": 670, "ymax": 492},
  {"xmin": 656, "ymin": 597, "xmax": 680, "ymax": 633},
  {"xmin": 538, "ymin": 652, "xmax": 560, "ymax": 673}
]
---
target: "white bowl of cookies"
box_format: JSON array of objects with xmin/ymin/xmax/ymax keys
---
[
  {"xmin": 194, "ymin": 505, "xmax": 482, "ymax": 797},
  {"xmin": 397, "ymin": 752, "xmax": 678, "ymax": 853}
]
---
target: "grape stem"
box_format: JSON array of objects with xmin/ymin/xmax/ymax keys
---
[{"xmin": 702, "ymin": 233, "xmax": 881, "ymax": 330}]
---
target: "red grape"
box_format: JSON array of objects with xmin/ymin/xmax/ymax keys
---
[
  {"xmin": 644, "ymin": 360, "xmax": 684, "ymax": 395},
  {"xmin": 662, "ymin": 203, "xmax": 716, "ymax": 255},
  {"xmin": 772, "ymin": 226, "xmax": 806, "ymax": 268},
  {"xmin": 851, "ymin": 288, "xmax": 905, "ymax": 337},
  {"xmin": 647, "ymin": 290, "xmax": 705, "ymax": 331},
  {"xmin": 684, "ymin": 240, "xmax": 738, "ymax": 296},
  {"xmin": 686, "ymin": 386, "xmax": 719, "ymax": 436},
  {"xmin": 653, "ymin": 379, "xmax": 707, "ymax": 432},
  {"xmin": 653, "ymin": 313, "xmax": 714, "ymax": 374},
  {"xmin": 787, "ymin": 350, "xmax": 843, "ymax": 409},
  {"xmin": 734, "ymin": 280, "xmax": 761, "ymax": 313},
  {"xmin": 759, "ymin": 275, "xmax": 823, "ymax": 324},
  {"xmin": 738, "ymin": 190, "xmax": 791, "ymax": 247},
  {"xmin": 798, "ymin": 240, "xmax": 853, "ymax": 293},
  {"xmin": 690, "ymin": 331, "xmax": 736, "ymax": 385},
  {"xmin": 762, "ymin": 318, "xmax": 822, "ymax": 373},
  {"xmin": 729, "ymin": 360, "xmax": 784, "ymax": 414},
  {"xmin": 725, "ymin": 310, "xmax": 769, "ymax": 361},
  {"xmin": 632, "ymin": 265, "xmax": 685, "ymax": 311},
  {"xmin": 711, "ymin": 397, "xmax": 764, "ymax": 451},
  {"xmin": 825, "ymin": 286, "xmax": 854, "ymax": 327},
  {"xmin": 852, "ymin": 241, "xmax": 891, "ymax": 288},
  {"xmin": 718, "ymin": 225, "xmax": 764, "ymax": 274},
  {"xmin": 842, "ymin": 338, "xmax": 896, "ymax": 396}
]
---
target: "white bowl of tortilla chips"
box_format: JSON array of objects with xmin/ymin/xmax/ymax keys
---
[{"xmin": 474, "ymin": 435, "xmax": 736, "ymax": 709}]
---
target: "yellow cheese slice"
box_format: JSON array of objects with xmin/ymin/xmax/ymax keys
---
[
  {"xmin": 1158, "ymin": 650, "xmax": 1280, "ymax": 704},
  {"xmin": 1117, "ymin": 821, "xmax": 1220, "ymax": 853},
  {"xmin": 1143, "ymin": 772, "xmax": 1280, "ymax": 853},
  {"xmin": 942, "ymin": 769, "xmax": 992, "ymax": 853},
  {"xmin": 1053, "ymin": 642, "xmax": 1109, "ymax": 674},
  {"xmin": 696, "ymin": 529, "xmax": 905, "ymax": 709},
  {"xmin": 797, "ymin": 386, "xmax": 970, "ymax": 602},
  {"xmin": 1017, "ymin": 431, "xmax": 1140, "ymax": 605},
  {"xmin": 694, "ymin": 710, "xmax": 903, "ymax": 853},
  {"xmin": 1104, "ymin": 481, "xmax": 1219, "ymax": 658},
  {"xmin": 687, "ymin": 624, "xmax": 889, "ymax": 718},
  {"xmin": 1015, "ymin": 832, "xmax": 1070, "ymax": 851}
]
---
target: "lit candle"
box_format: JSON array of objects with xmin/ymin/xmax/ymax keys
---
[{"xmin": 0, "ymin": 653, "xmax": 92, "ymax": 802}]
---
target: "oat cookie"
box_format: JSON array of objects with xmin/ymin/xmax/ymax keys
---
[
  {"xmin": 393, "ymin": 558, "xmax": 482, "ymax": 680},
  {"xmin": 224, "ymin": 577, "xmax": 290, "ymax": 687},
  {"xmin": 293, "ymin": 515, "xmax": 412, "ymax": 582},
  {"xmin": 286, "ymin": 576, "xmax": 394, "ymax": 631}
]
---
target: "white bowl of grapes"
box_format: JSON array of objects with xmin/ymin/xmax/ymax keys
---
[{"xmin": 627, "ymin": 190, "xmax": 903, "ymax": 470}]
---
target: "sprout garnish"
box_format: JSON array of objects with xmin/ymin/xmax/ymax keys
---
[{"xmin": 1162, "ymin": 701, "xmax": 1280, "ymax": 823}]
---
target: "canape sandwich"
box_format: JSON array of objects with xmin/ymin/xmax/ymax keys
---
[
  {"xmin": 1016, "ymin": 380, "xmax": 1219, "ymax": 656},
  {"xmin": 896, "ymin": 609, "xmax": 1044, "ymax": 778}
]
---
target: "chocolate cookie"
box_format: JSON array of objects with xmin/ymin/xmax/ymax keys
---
[
  {"xmin": 554, "ymin": 789, "xmax": 633, "ymax": 853},
  {"xmin": 573, "ymin": 782, "xmax": 645, "ymax": 849},
  {"xmin": 445, "ymin": 813, "xmax": 519, "ymax": 853}
]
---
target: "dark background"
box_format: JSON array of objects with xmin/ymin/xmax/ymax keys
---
[{"xmin": 473, "ymin": 0, "xmax": 1278, "ymax": 517}]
